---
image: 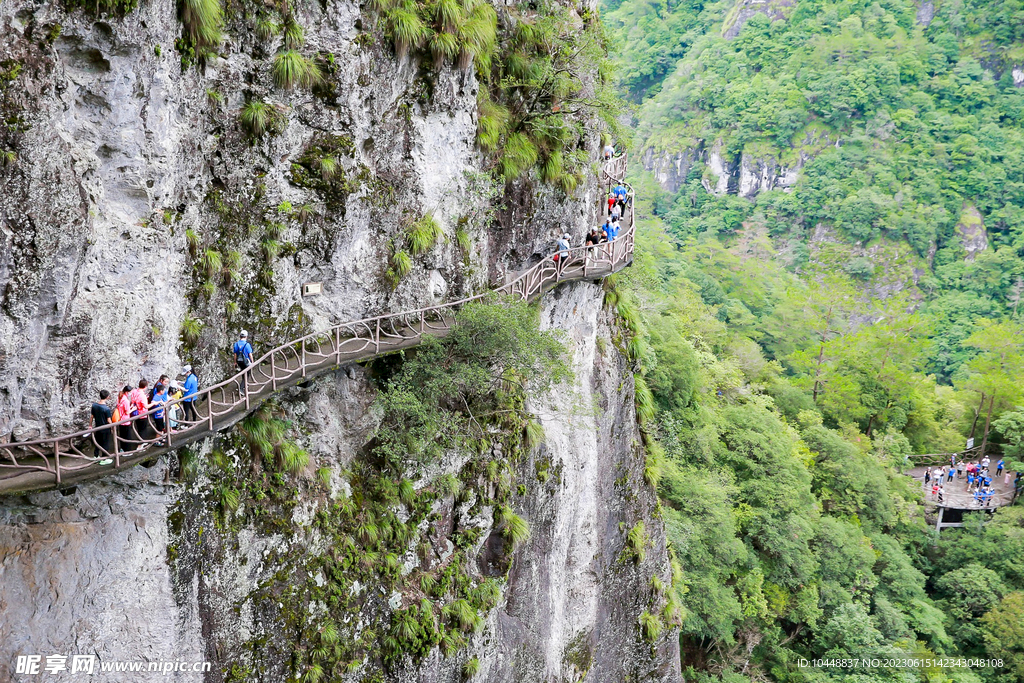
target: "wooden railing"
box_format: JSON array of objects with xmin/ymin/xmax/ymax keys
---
[{"xmin": 0, "ymin": 155, "xmax": 636, "ymax": 494}]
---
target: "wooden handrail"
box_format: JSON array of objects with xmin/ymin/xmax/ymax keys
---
[{"xmin": 0, "ymin": 155, "xmax": 638, "ymax": 494}]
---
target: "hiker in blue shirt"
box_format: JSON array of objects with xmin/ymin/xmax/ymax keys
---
[
  {"xmin": 966, "ymin": 472, "xmax": 975, "ymax": 489},
  {"xmin": 233, "ymin": 330, "xmax": 254, "ymax": 396},
  {"xmin": 613, "ymin": 185, "xmax": 627, "ymax": 213},
  {"xmin": 946, "ymin": 467, "xmax": 954, "ymax": 483},
  {"xmin": 150, "ymin": 383, "xmax": 169, "ymax": 435},
  {"xmin": 973, "ymin": 490, "xmax": 982, "ymax": 506},
  {"xmin": 996, "ymin": 459, "xmax": 1004, "ymax": 476},
  {"xmin": 182, "ymin": 365, "xmax": 199, "ymax": 424}
]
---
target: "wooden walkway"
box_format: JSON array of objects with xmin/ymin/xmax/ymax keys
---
[{"xmin": 0, "ymin": 156, "xmax": 636, "ymax": 496}]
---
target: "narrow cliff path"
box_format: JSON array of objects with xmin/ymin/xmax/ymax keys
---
[{"xmin": 0, "ymin": 157, "xmax": 636, "ymax": 495}]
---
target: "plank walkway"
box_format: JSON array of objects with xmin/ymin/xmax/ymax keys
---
[{"xmin": 0, "ymin": 156, "xmax": 636, "ymax": 495}]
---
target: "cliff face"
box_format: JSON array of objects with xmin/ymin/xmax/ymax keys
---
[
  {"xmin": 0, "ymin": 281, "xmax": 679, "ymax": 683},
  {"xmin": 0, "ymin": 0, "xmax": 680, "ymax": 681}
]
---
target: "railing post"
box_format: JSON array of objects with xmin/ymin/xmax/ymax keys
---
[
  {"xmin": 245, "ymin": 369, "xmax": 251, "ymax": 410},
  {"xmin": 166, "ymin": 410, "xmax": 172, "ymax": 448},
  {"xmin": 271, "ymin": 349, "xmax": 278, "ymax": 391},
  {"xmin": 112, "ymin": 427, "xmax": 120, "ymax": 468},
  {"xmin": 375, "ymin": 319, "xmax": 381, "ymax": 353},
  {"xmin": 335, "ymin": 327, "xmax": 341, "ymax": 365},
  {"xmin": 301, "ymin": 339, "xmax": 307, "ymax": 378},
  {"xmin": 54, "ymin": 441, "xmax": 61, "ymax": 486},
  {"xmin": 208, "ymin": 396, "xmax": 214, "ymax": 430}
]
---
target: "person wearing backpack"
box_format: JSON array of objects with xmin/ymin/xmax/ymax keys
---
[
  {"xmin": 233, "ymin": 330, "xmax": 254, "ymax": 396},
  {"xmin": 90, "ymin": 389, "xmax": 114, "ymax": 457}
]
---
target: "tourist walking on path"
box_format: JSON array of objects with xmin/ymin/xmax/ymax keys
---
[
  {"xmin": 234, "ymin": 331, "xmax": 254, "ymax": 396},
  {"xmin": 150, "ymin": 382, "xmax": 169, "ymax": 436},
  {"xmin": 182, "ymin": 365, "xmax": 199, "ymax": 423},
  {"xmin": 553, "ymin": 233, "xmax": 571, "ymax": 267},
  {"xmin": 116, "ymin": 385, "xmax": 134, "ymax": 451},
  {"xmin": 90, "ymin": 390, "xmax": 114, "ymax": 456}
]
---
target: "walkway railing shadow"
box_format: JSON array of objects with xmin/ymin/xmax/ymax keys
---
[{"xmin": 0, "ymin": 155, "xmax": 636, "ymax": 494}]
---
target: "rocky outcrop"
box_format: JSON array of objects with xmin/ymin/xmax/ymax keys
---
[
  {"xmin": 721, "ymin": 0, "xmax": 794, "ymax": 40},
  {"xmin": 956, "ymin": 205, "xmax": 988, "ymax": 261},
  {"xmin": 736, "ymin": 151, "xmax": 799, "ymax": 198},
  {"xmin": 641, "ymin": 146, "xmax": 702, "ymax": 195},
  {"xmin": 643, "ymin": 127, "xmax": 834, "ymax": 199},
  {"xmin": 916, "ymin": 1, "xmax": 935, "ymax": 27}
]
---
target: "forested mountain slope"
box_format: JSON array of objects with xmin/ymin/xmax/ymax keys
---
[{"xmin": 599, "ymin": 0, "xmax": 1024, "ymax": 680}]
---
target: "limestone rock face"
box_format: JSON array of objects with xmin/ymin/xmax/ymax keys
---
[
  {"xmin": 956, "ymin": 205, "xmax": 988, "ymax": 262},
  {"xmin": 0, "ymin": 283, "xmax": 679, "ymax": 683},
  {"xmin": 0, "ymin": 0, "xmax": 678, "ymax": 681}
]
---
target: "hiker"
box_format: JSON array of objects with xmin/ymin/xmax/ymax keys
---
[
  {"xmin": 610, "ymin": 201, "xmax": 622, "ymax": 222},
  {"xmin": 966, "ymin": 471, "xmax": 975, "ymax": 490},
  {"xmin": 937, "ymin": 485, "xmax": 944, "ymax": 503},
  {"xmin": 981, "ymin": 456, "xmax": 990, "ymax": 469},
  {"xmin": 585, "ymin": 227, "xmax": 601, "ymax": 247},
  {"xmin": 603, "ymin": 220, "xmax": 618, "ymax": 243},
  {"xmin": 168, "ymin": 389, "xmax": 183, "ymax": 431},
  {"xmin": 553, "ymin": 233, "xmax": 571, "ymax": 267},
  {"xmin": 149, "ymin": 374, "xmax": 169, "ymax": 402},
  {"xmin": 182, "ymin": 365, "xmax": 199, "ymax": 424},
  {"xmin": 1006, "ymin": 468, "xmax": 1013, "ymax": 486},
  {"xmin": 90, "ymin": 389, "xmax": 114, "ymax": 456},
  {"xmin": 924, "ymin": 469, "xmax": 931, "ymax": 486},
  {"xmin": 116, "ymin": 385, "xmax": 134, "ymax": 451},
  {"xmin": 931, "ymin": 483, "xmax": 939, "ymax": 499},
  {"xmin": 613, "ymin": 184, "xmax": 627, "ymax": 212},
  {"xmin": 233, "ymin": 330, "xmax": 254, "ymax": 396},
  {"xmin": 957, "ymin": 461, "xmax": 965, "ymax": 479},
  {"xmin": 607, "ymin": 194, "xmax": 616, "ymax": 215},
  {"xmin": 129, "ymin": 379, "xmax": 151, "ymax": 440},
  {"xmin": 150, "ymin": 382, "xmax": 169, "ymax": 435},
  {"xmin": 603, "ymin": 143, "xmax": 614, "ymax": 160},
  {"xmin": 996, "ymin": 458, "xmax": 1004, "ymax": 476},
  {"xmin": 946, "ymin": 467, "xmax": 954, "ymax": 483}
]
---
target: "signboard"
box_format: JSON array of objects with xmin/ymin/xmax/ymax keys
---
[
  {"xmin": 302, "ymin": 282, "xmax": 322, "ymax": 297},
  {"xmin": 966, "ymin": 437, "xmax": 975, "ymax": 449}
]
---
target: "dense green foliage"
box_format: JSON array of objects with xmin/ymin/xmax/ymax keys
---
[{"xmin": 601, "ymin": 0, "xmax": 1024, "ymax": 678}]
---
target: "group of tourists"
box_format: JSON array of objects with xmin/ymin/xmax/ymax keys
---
[
  {"xmin": 86, "ymin": 330, "xmax": 256, "ymax": 460},
  {"xmin": 552, "ymin": 169, "xmax": 630, "ymax": 264},
  {"xmin": 88, "ymin": 368, "xmax": 200, "ymax": 457},
  {"xmin": 923, "ymin": 454, "xmax": 1013, "ymax": 507}
]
